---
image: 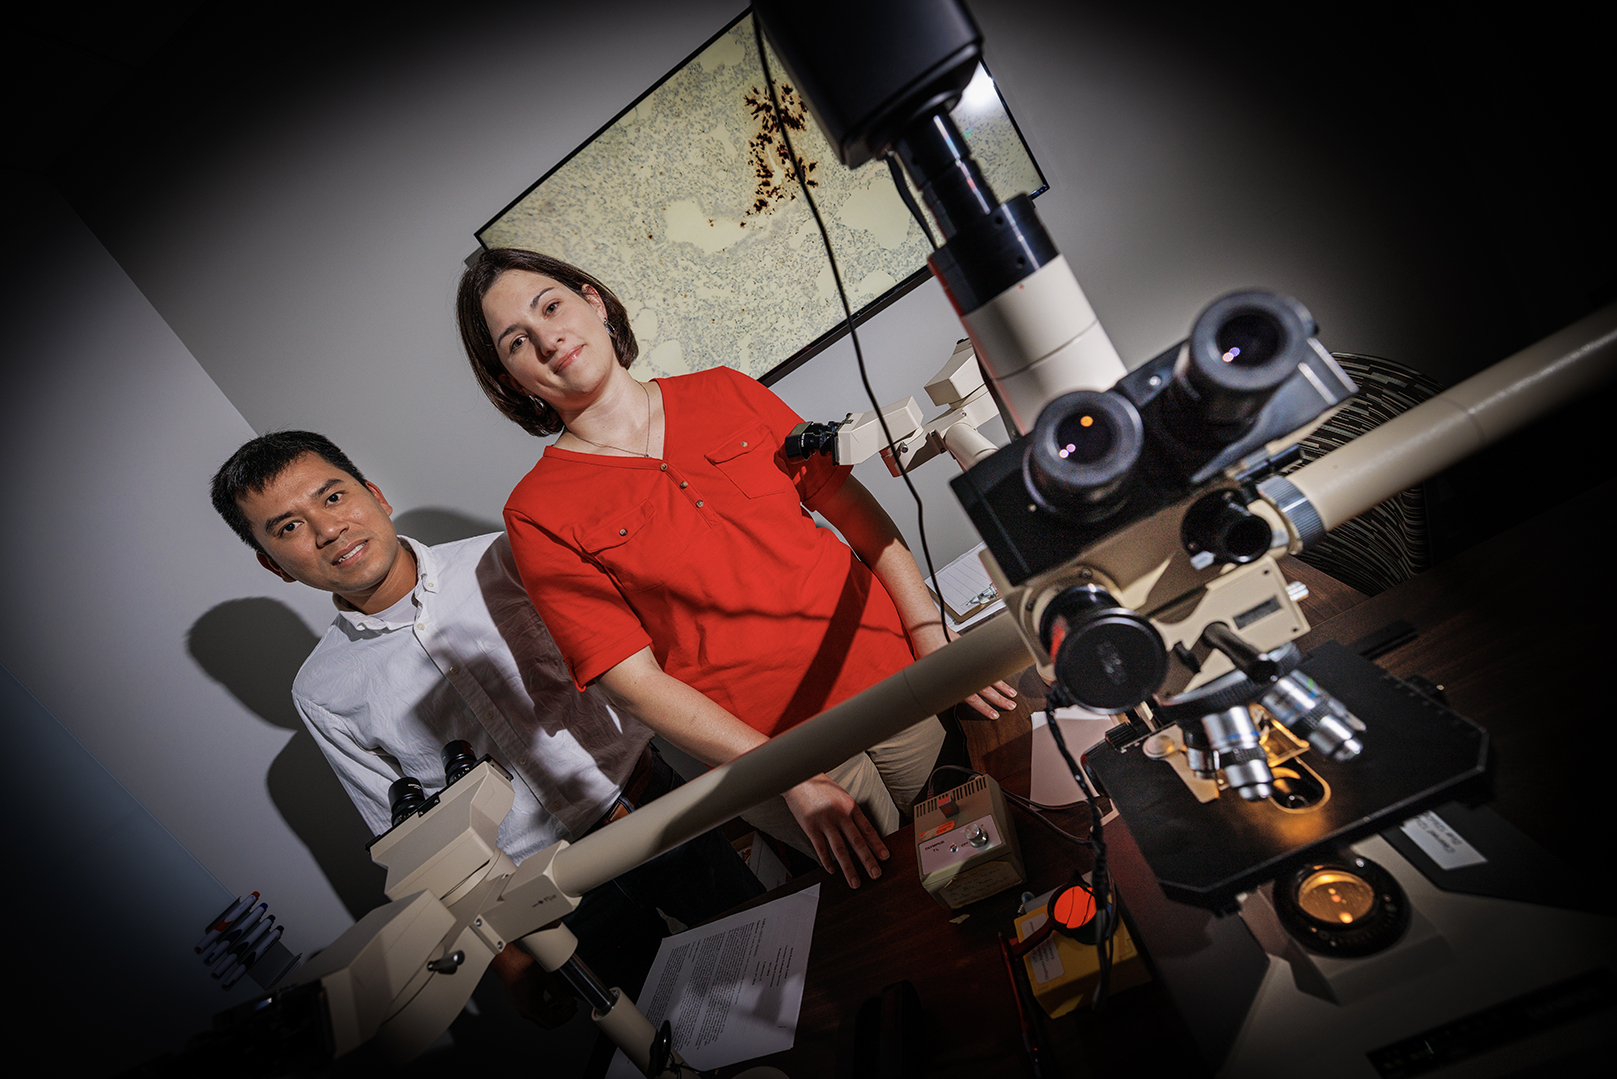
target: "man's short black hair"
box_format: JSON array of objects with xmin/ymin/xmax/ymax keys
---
[{"xmin": 211, "ymin": 431, "xmax": 369, "ymax": 552}]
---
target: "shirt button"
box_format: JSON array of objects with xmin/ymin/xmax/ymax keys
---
[
  {"xmin": 660, "ymin": 463, "xmax": 668, "ymax": 471},
  {"xmin": 696, "ymin": 500, "xmax": 705, "ymax": 508},
  {"xmin": 679, "ymin": 481, "xmax": 688, "ymax": 489},
  {"xmin": 740, "ymin": 441, "xmax": 748, "ymax": 448},
  {"xmin": 619, "ymin": 528, "xmax": 628, "ymax": 536},
  {"xmin": 447, "ymin": 665, "xmax": 458, "ymax": 674},
  {"xmin": 416, "ymin": 622, "xmax": 427, "ymax": 631}
]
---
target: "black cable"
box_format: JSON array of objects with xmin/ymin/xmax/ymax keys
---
[
  {"xmin": 886, "ymin": 152, "xmax": 938, "ymax": 249},
  {"xmin": 753, "ymin": 18, "xmax": 949, "ymax": 642},
  {"xmin": 1045, "ymin": 700, "xmax": 1115, "ymax": 1010},
  {"xmin": 925, "ymin": 762, "xmax": 980, "ymax": 799},
  {"xmin": 929, "ymin": 734, "xmax": 1114, "ymax": 1004},
  {"xmin": 1006, "ymin": 793, "xmax": 1092, "ymax": 848}
]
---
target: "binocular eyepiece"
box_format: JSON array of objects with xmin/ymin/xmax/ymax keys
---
[
  {"xmin": 1021, "ymin": 290, "xmax": 1318, "ymax": 527},
  {"xmin": 1024, "ymin": 391, "xmax": 1143, "ymax": 523},
  {"xmin": 387, "ymin": 740, "xmax": 481, "ymax": 828}
]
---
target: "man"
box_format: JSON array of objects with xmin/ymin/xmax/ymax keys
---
[{"xmin": 210, "ymin": 430, "xmax": 761, "ymax": 1016}]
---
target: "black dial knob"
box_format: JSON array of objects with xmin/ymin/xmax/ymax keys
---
[{"xmin": 1039, "ymin": 585, "xmax": 1167, "ymax": 712}]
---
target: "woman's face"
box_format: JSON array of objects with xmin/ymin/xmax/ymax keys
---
[{"xmin": 482, "ymin": 269, "xmax": 617, "ymax": 410}]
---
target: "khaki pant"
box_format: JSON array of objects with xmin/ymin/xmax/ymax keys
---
[{"xmin": 740, "ymin": 716, "xmax": 946, "ymax": 859}]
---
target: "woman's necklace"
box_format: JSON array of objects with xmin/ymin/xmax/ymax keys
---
[{"xmin": 567, "ymin": 380, "xmax": 653, "ymax": 458}]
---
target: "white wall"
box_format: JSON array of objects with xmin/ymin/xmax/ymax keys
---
[{"xmin": 0, "ymin": 179, "xmax": 358, "ymax": 945}]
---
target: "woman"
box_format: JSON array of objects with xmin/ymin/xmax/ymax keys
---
[{"xmin": 456, "ymin": 248, "xmax": 1015, "ymax": 887}]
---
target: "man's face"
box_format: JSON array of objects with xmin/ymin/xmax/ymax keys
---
[{"xmin": 238, "ymin": 452, "xmax": 412, "ymax": 611}]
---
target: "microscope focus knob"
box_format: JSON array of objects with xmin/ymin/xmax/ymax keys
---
[{"xmin": 1039, "ymin": 585, "xmax": 1167, "ymax": 713}]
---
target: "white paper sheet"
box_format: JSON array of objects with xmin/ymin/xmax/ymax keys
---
[
  {"xmin": 605, "ymin": 884, "xmax": 821, "ymax": 1077},
  {"xmin": 1400, "ymin": 810, "xmax": 1488, "ymax": 869},
  {"xmin": 1029, "ymin": 707, "xmax": 1120, "ymax": 807}
]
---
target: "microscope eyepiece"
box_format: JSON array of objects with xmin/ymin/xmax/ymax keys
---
[
  {"xmin": 441, "ymin": 740, "xmax": 477, "ymax": 786},
  {"xmin": 1215, "ymin": 310, "xmax": 1283, "ymax": 371},
  {"xmin": 1165, "ymin": 291, "xmax": 1316, "ymax": 441},
  {"xmin": 1024, "ymin": 390, "xmax": 1143, "ymax": 522},
  {"xmin": 784, "ymin": 421, "xmax": 840, "ymax": 460},
  {"xmin": 388, "ymin": 776, "xmax": 428, "ymax": 827}
]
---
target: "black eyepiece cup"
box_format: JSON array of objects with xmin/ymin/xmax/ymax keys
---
[
  {"xmin": 389, "ymin": 776, "xmax": 427, "ymax": 827},
  {"xmin": 441, "ymin": 740, "xmax": 477, "ymax": 786},
  {"xmin": 1170, "ymin": 291, "xmax": 1316, "ymax": 434},
  {"xmin": 1024, "ymin": 391, "xmax": 1143, "ymax": 522}
]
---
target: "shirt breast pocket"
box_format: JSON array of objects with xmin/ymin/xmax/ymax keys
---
[
  {"xmin": 707, "ymin": 423, "xmax": 795, "ymax": 500},
  {"xmin": 577, "ymin": 493, "xmax": 703, "ymax": 593}
]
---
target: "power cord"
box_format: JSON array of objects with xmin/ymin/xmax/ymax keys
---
[
  {"xmin": 1044, "ymin": 689, "xmax": 1115, "ymax": 1009},
  {"xmin": 753, "ymin": 17, "xmax": 948, "ymax": 641}
]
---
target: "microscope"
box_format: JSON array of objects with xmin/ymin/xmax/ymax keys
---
[{"xmin": 191, "ymin": 2, "xmax": 1616, "ymax": 1075}]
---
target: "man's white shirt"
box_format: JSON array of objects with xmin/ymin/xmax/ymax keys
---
[{"xmin": 292, "ymin": 532, "xmax": 651, "ymax": 863}]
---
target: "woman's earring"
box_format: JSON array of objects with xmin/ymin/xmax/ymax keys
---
[{"xmin": 603, "ymin": 320, "xmax": 615, "ymax": 339}]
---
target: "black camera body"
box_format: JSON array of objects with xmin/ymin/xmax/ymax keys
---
[{"xmin": 951, "ymin": 291, "xmax": 1356, "ymax": 587}]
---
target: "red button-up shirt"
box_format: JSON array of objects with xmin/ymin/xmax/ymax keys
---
[{"xmin": 504, "ymin": 366, "xmax": 915, "ymax": 737}]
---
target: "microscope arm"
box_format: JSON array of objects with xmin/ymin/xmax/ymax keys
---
[
  {"xmin": 547, "ymin": 614, "xmax": 1031, "ymax": 898},
  {"xmin": 1271, "ymin": 303, "xmax": 1617, "ymax": 540}
]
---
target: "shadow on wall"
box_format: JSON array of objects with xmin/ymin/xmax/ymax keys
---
[
  {"xmin": 186, "ymin": 597, "xmax": 386, "ymax": 920},
  {"xmin": 393, "ymin": 507, "xmax": 503, "ymax": 546}
]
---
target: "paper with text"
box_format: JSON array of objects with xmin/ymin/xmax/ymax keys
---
[{"xmin": 605, "ymin": 884, "xmax": 821, "ymax": 1077}]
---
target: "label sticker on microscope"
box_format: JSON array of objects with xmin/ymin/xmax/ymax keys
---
[{"xmin": 1400, "ymin": 810, "xmax": 1488, "ymax": 869}]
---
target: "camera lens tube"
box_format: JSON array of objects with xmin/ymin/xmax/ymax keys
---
[
  {"xmin": 1024, "ymin": 390, "xmax": 1143, "ymax": 522},
  {"xmin": 1258, "ymin": 671, "xmax": 1365, "ymax": 762},
  {"xmin": 1198, "ymin": 706, "xmax": 1274, "ymax": 801}
]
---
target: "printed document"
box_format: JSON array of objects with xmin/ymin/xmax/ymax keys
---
[{"xmin": 605, "ymin": 884, "xmax": 821, "ymax": 1077}]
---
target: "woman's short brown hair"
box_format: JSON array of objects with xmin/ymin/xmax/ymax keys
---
[{"xmin": 456, "ymin": 248, "xmax": 639, "ymax": 437}]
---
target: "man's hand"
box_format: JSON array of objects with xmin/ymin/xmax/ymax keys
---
[
  {"xmin": 783, "ymin": 774, "xmax": 890, "ymax": 888},
  {"xmin": 489, "ymin": 944, "xmax": 578, "ymax": 1028}
]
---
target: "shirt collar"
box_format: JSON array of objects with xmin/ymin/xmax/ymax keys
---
[{"xmin": 331, "ymin": 535, "xmax": 434, "ymax": 633}]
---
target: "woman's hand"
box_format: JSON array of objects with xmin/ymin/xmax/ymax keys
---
[
  {"xmin": 599, "ymin": 649, "xmax": 890, "ymax": 888},
  {"xmin": 783, "ymin": 774, "xmax": 890, "ymax": 888},
  {"xmin": 909, "ymin": 620, "xmax": 1019, "ymax": 719}
]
